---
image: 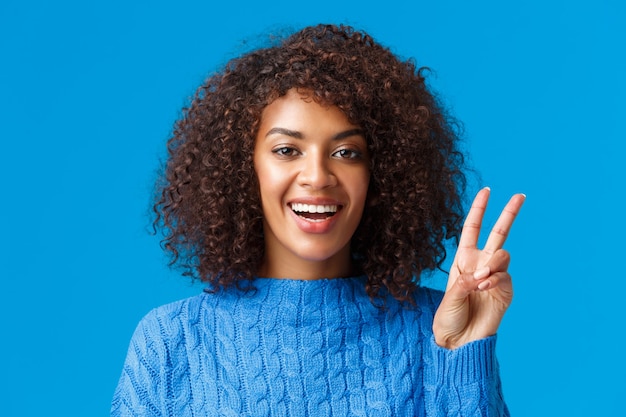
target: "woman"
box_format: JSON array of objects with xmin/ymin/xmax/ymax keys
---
[{"xmin": 112, "ymin": 24, "xmax": 524, "ymax": 416}]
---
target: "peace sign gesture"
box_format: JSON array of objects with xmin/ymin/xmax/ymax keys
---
[{"xmin": 433, "ymin": 188, "xmax": 526, "ymax": 349}]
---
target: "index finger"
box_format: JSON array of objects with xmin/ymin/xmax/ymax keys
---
[
  {"xmin": 458, "ymin": 187, "xmax": 491, "ymax": 250},
  {"xmin": 483, "ymin": 193, "xmax": 526, "ymax": 255}
]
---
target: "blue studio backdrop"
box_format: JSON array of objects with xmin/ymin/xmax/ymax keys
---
[{"xmin": 1, "ymin": 0, "xmax": 624, "ymax": 415}]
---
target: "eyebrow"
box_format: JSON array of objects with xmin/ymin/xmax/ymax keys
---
[{"xmin": 264, "ymin": 127, "xmax": 364, "ymax": 141}]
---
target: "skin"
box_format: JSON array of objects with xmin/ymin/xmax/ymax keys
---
[
  {"xmin": 433, "ymin": 188, "xmax": 526, "ymax": 349},
  {"xmin": 253, "ymin": 89, "xmax": 370, "ymax": 280},
  {"xmin": 254, "ymin": 88, "xmax": 526, "ymax": 349}
]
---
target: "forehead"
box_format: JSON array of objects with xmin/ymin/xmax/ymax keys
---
[{"xmin": 258, "ymin": 89, "xmax": 357, "ymax": 132}]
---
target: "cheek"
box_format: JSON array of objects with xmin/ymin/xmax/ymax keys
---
[
  {"xmin": 352, "ymin": 170, "xmax": 371, "ymax": 207},
  {"xmin": 255, "ymin": 162, "xmax": 287, "ymax": 205}
]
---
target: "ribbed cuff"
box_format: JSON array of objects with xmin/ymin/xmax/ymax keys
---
[{"xmin": 426, "ymin": 335, "xmax": 499, "ymax": 386}]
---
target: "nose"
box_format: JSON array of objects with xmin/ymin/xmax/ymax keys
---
[{"xmin": 298, "ymin": 152, "xmax": 337, "ymax": 189}]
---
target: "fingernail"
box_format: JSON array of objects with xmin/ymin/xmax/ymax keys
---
[
  {"xmin": 478, "ymin": 280, "xmax": 491, "ymax": 290},
  {"xmin": 473, "ymin": 267, "xmax": 490, "ymax": 280}
]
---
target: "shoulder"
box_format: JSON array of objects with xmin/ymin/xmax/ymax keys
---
[
  {"xmin": 130, "ymin": 293, "xmax": 208, "ymax": 346},
  {"xmin": 412, "ymin": 285, "xmax": 445, "ymax": 310}
]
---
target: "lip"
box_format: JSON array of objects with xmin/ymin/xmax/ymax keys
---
[
  {"xmin": 287, "ymin": 197, "xmax": 344, "ymax": 206},
  {"xmin": 287, "ymin": 197, "xmax": 344, "ymax": 234}
]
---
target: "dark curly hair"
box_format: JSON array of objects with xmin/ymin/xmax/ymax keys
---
[{"xmin": 154, "ymin": 24, "xmax": 467, "ymax": 302}]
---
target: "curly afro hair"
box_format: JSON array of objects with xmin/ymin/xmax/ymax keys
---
[{"xmin": 154, "ymin": 24, "xmax": 467, "ymax": 302}]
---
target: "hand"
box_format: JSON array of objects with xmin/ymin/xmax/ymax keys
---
[{"xmin": 433, "ymin": 187, "xmax": 525, "ymax": 349}]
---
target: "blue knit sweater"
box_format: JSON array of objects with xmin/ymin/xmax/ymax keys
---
[{"xmin": 111, "ymin": 277, "xmax": 509, "ymax": 416}]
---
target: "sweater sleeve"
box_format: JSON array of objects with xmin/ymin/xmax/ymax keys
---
[
  {"xmin": 110, "ymin": 312, "xmax": 167, "ymax": 417},
  {"xmin": 423, "ymin": 335, "xmax": 509, "ymax": 417}
]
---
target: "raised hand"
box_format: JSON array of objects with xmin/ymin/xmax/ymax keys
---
[{"xmin": 433, "ymin": 187, "xmax": 526, "ymax": 349}]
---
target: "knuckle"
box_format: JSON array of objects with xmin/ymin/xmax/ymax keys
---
[
  {"xmin": 492, "ymin": 225, "xmax": 510, "ymax": 237},
  {"xmin": 494, "ymin": 249, "xmax": 510, "ymax": 263},
  {"xmin": 463, "ymin": 221, "xmax": 481, "ymax": 230},
  {"xmin": 493, "ymin": 271, "xmax": 511, "ymax": 282},
  {"xmin": 455, "ymin": 272, "xmax": 475, "ymax": 290}
]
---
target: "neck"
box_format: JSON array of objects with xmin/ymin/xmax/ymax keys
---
[{"xmin": 257, "ymin": 247, "xmax": 354, "ymax": 280}]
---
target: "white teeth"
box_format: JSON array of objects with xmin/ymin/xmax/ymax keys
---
[{"xmin": 291, "ymin": 203, "xmax": 338, "ymax": 213}]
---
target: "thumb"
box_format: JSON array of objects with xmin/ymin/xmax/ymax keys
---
[
  {"xmin": 433, "ymin": 267, "xmax": 491, "ymax": 349},
  {"xmin": 443, "ymin": 266, "xmax": 490, "ymax": 305}
]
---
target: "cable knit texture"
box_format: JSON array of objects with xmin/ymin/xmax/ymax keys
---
[{"xmin": 111, "ymin": 277, "xmax": 509, "ymax": 416}]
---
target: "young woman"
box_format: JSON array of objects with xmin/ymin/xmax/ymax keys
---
[{"xmin": 111, "ymin": 24, "xmax": 524, "ymax": 416}]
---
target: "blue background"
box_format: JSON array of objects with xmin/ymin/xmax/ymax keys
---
[{"xmin": 1, "ymin": 0, "xmax": 624, "ymax": 415}]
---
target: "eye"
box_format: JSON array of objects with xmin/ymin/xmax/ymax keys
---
[
  {"xmin": 333, "ymin": 148, "xmax": 363, "ymax": 160},
  {"xmin": 272, "ymin": 146, "xmax": 300, "ymax": 158}
]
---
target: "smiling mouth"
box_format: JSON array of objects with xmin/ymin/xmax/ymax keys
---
[{"xmin": 290, "ymin": 203, "xmax": 341, "ymax": 222}]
